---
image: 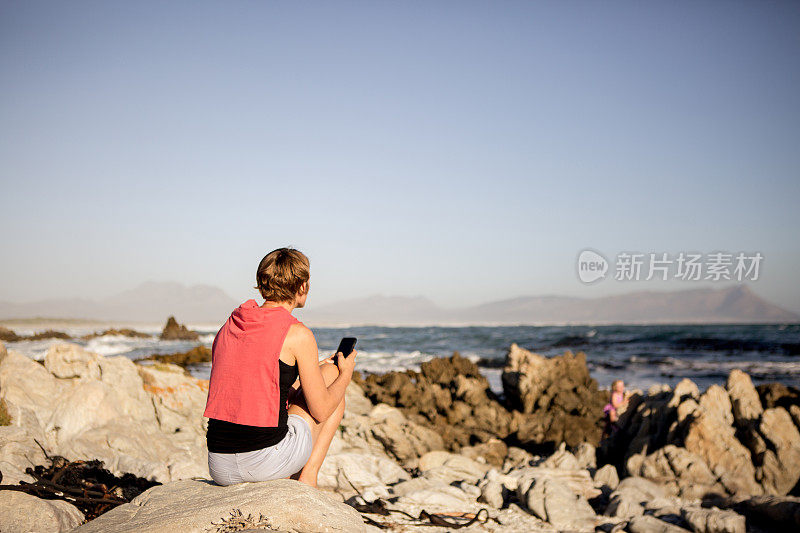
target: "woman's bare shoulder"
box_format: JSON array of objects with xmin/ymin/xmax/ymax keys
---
[{"xmin": 285, "ymin": 322, "xmax": 316, "ymax": 348}]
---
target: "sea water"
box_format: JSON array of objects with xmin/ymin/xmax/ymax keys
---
[{"xmin": 6, "ymin": 323, "xmax": 800, "ymax": 394}]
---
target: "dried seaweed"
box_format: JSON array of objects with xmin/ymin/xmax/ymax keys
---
[
  {"xmin": 0, "ymin": 449, "xmax": 160, "ymax": 520},
  {"xmin": 207, "ymin": 509, "xmax": 277, "ymax": 532}
]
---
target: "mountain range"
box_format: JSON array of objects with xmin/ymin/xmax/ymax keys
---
[{"xmin": 0, "ymin": 282, "xmax": 796, "ymax": 326}]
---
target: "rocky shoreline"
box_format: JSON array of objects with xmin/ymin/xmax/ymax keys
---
[{"xmin": 1, "ymin": 340, "xmax": 799, "ymax": 532}]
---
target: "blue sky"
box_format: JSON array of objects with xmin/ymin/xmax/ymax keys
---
[{"xmin": 1, "ymin": 1, "xmax": 799, "ymax": 313}]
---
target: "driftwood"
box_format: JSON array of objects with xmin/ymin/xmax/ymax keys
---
[{"xmin": 0, "ymin": 444, "xmax": 159, "ymax": 520}]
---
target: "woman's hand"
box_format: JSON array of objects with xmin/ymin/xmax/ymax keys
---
[{"xmin": 335, "ymin": 349, "xmax": 358, "ymax": 375}]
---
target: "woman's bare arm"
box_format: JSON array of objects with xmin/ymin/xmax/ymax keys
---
[{"xmin": 287, "ymin": 323, "xmax": 355, "ymax": 421}]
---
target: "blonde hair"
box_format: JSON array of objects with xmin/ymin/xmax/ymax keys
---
[{"xmin": 254, "ymin": 248, "xmax": 310, "ymax": 303}]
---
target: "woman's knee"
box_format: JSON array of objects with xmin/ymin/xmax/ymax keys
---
[{"xmin": 319, "ymin": 361, "xmax": 340, "ymax": 386}]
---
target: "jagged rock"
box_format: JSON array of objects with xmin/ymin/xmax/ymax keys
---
[
  {"xmin": 158, "ymin": 316, "xmax": 199, "ymax": 341},
  {"xmin": 627, "ymin": 445, "xmax": 724, "ymax": 499},
  {"xmin": 137, "ymin": 362, "xmax": 209, "ymax": 435},
  {"xmin": 0, "ymin": 344, "xmax": 208, "ymax": 482},
  {"xmin": 70, "ymin": 479, "xmax": 365, "ymax": 533},
  {"xmin": 594, "ymin": 463, "xmax": 620, "ymax": 490},
  {"xmin": 682, "ymin": 385, "xmax": 761, "ymax": 496},
  {"xmin": 726, "ymin": 369, "xmax": 763, "ymax": 425},
  {"xmin": 360, "ymin": 352, "xmax": 514, "ymax": 452},
  {"xmin": 600, "ymin": 378, "xmax": 698, "ymax": 469},
  {"xmin": 0, "ymin": 490, "xmax": 85, "ymax": 532},
  {"xmin": 755, "ymin": 407, "xmax": 800, "ymax": 495},
  {"xmin": 681, "ymin": 506, "xmax": 745, "ymax": 533},
  {"xmin": 517, "ymin": 474, "xmax": 596, "ymax": 531},
  {"xmin": 502, "ymin": 345, "xmax": 606, "ymax": 448},
  {"xmin": 369, "ymin": 404, "xmax": 444, "ymax": 466}
]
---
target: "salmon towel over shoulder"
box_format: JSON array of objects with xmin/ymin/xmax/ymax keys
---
[{"xmin": 203, "ymin": 300, "xmax": 300, "ymax": 427}]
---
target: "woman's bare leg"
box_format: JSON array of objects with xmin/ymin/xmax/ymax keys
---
[{"xmin": 287, "ymin": 362, "xmax": 345, "ymax": 487}]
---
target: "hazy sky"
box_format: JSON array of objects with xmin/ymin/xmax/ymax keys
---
[{"xmin": 1, "ymin": 1, "xmax": 799, "ymax": 313}]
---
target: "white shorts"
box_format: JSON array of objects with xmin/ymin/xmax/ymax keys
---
[{"xmin": 207, "ymin": 414, "xmax": 313, "ymax": 486}]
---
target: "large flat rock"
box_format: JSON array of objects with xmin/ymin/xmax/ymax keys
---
[{"xmin": 70, "ymin": 479, "xmax": 365, "ymax": 533}]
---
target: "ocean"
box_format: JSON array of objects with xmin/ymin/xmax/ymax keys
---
[{"xmin": 6, "ymin": 323, "xmax": 800, "ymax": 394}]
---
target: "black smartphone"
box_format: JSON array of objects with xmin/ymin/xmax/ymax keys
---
[{"xmin": 334, "ymin": 337, "xmax": 357, "ymax": 367}]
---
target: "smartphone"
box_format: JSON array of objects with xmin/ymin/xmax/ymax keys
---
[{"xmin": 334, "ymin": 337, "xmax": 357, "ymax": 367}]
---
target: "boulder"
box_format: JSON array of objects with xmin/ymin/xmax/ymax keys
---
[
  {"xmin": 44, "ymin": 343, "xmax": 101, "ymax": 379},
  {"xmin": 517, "ymin": 474, "xmax": 596, "ymax": 531},
  {"xmin": 0, "ymin": 491, "xmax": 84, "ymax": 532},
  {"xmin": 318, "ymin": 450, "xmax": 409, "ymax": 495},
  {"xmin": 511, "ymin": 465, "xmax": 600, "ymax": 501},
  {"xmin": 594, "ymin": 463, "xmax": 620, "ymax": 490},
  {"xmin": 70, "ymin": 479, "xmax": 365, "ymax": 533},
  {"xmin": 418, "ymin": 450, "xmax": 490, "ymax": 484},
  {"xmin": 393, "ymin": 483, "xmax": 479, "ymax": 512}
]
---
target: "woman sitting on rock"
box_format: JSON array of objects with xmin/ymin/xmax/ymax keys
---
[{"xmin": 203, "ymin": 247, "xmax": 356, "ymax": 487}]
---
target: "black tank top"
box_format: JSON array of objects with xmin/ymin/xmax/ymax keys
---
[{"xmin": 206, "ymin": 360, "xmax": 299, "ymax": 453}]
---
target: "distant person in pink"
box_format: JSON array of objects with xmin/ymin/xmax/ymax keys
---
[
  {"xmin": 603, "ymin": 379, "xmax": 628, "ymax": 435},
  {"xmin": 204, "ymin": 248, "xmax": 357, "ymax": 488}
]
